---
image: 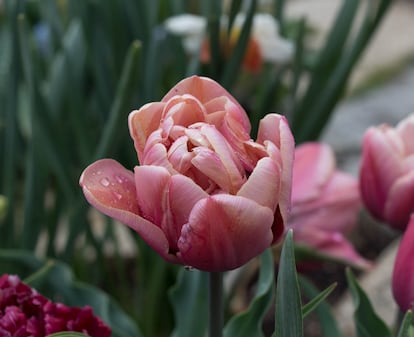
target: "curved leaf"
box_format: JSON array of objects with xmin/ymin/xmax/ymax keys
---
[
  {"xmin": 46, "ymin": 333, "xmax": 89, "ymax": 337},
  {"xmin": 397, "ymin": 310, "xmax": 413, "ymax": 337},
  {"xmin": 168, "ymin": 268, "xmax": 209, "ymax": 337},
  {"xmin": 224, "ymin": 248, "xmax": 275, "ymax": 337},
  {"xmin": 299, "ymin": 276, "xmax": 343, "ymax": 337},
  {"xmin": 275, "ymin": 230, "xmax": 303, "ymax": 337},
  {"xmin": 346, "ymin": 269, "xmax": 391, "ymax": 337}
]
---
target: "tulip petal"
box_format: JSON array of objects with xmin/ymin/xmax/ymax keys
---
[
  {"xmin": 237, "ymin": 157, "xmax": 281, "ymax": 212},
  {"xmin": 291, "ymin": 143, "xmax": 335, "ymax": 203},
  {"xmin": 80, "ymin": 159, "xmax": 176, "ymax": 263},
  {"xmin": 194, "ymin": 124, "xmax": 245, "ymax": 193},
  {"xmin": 162, "ymin": 76, "xmax": 251, "ymax": 133},
  {"xmin": 360, "ymin": 127, "xmax": 405, "ymax": 220},
  {"xmin": 392, "ymin": 214, "xmax": 414, "ymax": 311},
  {"xmin": 163, "ymin": 94, "xmax": 206, "ymax": 127},
  {"xmin": 167, "ymin": 174, "xmax": 208, "ymax": 248},
  {"xmin": 385, "ymin": 171, "xmax": 414, "ymax": 230},
  {"xmin": 129, "ymin": 102, "xmax": 165, "ymax": 159},
  {"xmin": 177, "ymin": 195, "xmax": 274, "ymax": 271},
  {"xmin": 291, "ymin": 172, "xmax": 360, "ymax": 233},
  {"xmin": 293, "ymin": 228, "xmax": 372, "ymax": 270},
  {"xmin": 396, "ymin": 114, "xmax": 414, "ymax": 155},
  {"xmin": 257, "ymin": 114, "xmax": 295, "ymax": 223}
]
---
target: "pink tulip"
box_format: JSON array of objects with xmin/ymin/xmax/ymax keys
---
[
  {"xmin": 289, "ymin": 142, "xmax": 371, "ymax": 269},
  {"xmin": 80, "ymin": 76, "xmax": 294, "ymax": 272},
  {"xmin": 360, "ymin": 114, "xmax": 414, "ymax": 230},
  {"xmin": 392, "ymin": 214, "xmax": 414, "ymax": 311}
]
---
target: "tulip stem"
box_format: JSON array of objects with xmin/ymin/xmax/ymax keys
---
[{"xmin": 209, "ymin": 272, "xmax": 224, "ymax": 337}]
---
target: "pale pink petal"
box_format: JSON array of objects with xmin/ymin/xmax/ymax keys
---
[
  {"xmin": 258, "ymin": 114, "xmax": 295, "ymax": 223},
  {"xmin": 128, "ymin": 103, "xmax": 165, "ymax": 159},
  {"xmin": 191, "ymin": 147, "xmax": 235, "ymax": 192},
  {"xmin": 392, "ymin": 214, "xmax": 414, "ymax": 311},
  {"xmin": 293, "ymin": 227, "xmax": 372, "ymax": 270},
  {"xmin": 166, "ymin": 175, "xmax": 209, "ymax": 250},
  {"xmin": 292, "ymin": 143, "xmax": 335, "ymax": 204},
  {"xmin": 396, "ymin": 114, "xmax": 414, "ymax": 155},
  {"xmin": 162, "ymin": 76, "xmax": 250, "ymax": 133},
  {"xmin": 292, "ymin": 172, "xmax": 360, "ymax": 233},
  {"xmin": 237, "ymin": 157, "xmax": 281, "ymax": 212},
  {"xmin": 177, "ymin": 195, "xmax": 274, "ymax": 271},
  {"xmin": 163, "ymin": 94, "xmax": 206, "ymax": 126},
  {"xmin": 360, "ymin": 127, "xmax": 405, "ymax": 220},
  {"xmin": 142, "ymin": 133, "xmax": 177, "ymax": 174},
  {"xmin": 134, "ymin": 165, "xmax": 171, "ymax": 229},
  {"xmin": 80, "ymin": 159, "xmax": 176, "ymax": 263},
  {"xmin": 167, "ymin": 135, "xmax": 194, "ymax": 173},
  {"xmin": 198, "ymin": 124, "xmax": 246, "ymax": 193},
  {"xmin": 384, "ymin": 171, "xmax": 414, "ymax": 230}
]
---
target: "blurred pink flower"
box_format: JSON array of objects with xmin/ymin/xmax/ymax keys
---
[
  {"xmin": 0, "ymin": 274, "xmax": 111, "ymax": 337},
  {"xmin": 288, "ymin": 142, "xmax": 371, "ymax": 269},
  {"xmin": 360, "ymin": 114, "xmax": 414, "ymax": 230},
  {"xmin": 80, "ymin": 76, "xmax": 294, "ymax": 272},
  {"xmin": 392, "ymin": 214, "xmax": 414, "ymax": 311}
]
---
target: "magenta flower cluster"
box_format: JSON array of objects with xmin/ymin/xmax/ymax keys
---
[{"xmin": 0, "ymin": 274, "xmax": 111, "ymax": 337}]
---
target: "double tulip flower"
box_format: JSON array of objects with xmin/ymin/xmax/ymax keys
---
[
  {"xmin": 359, "ymin": 114, "xmax": 414, "ymax": 312},
  {"xmin": 80, "ymin": 76, "xmax": 294, "ymax": 272},
  {"xmin": 360, "ymin": 114, "xmax": 414, "ymax": 230}
]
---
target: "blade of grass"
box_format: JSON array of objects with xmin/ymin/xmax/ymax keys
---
[
  {"xmin": 221, "ymin": 0, "xmax": 257, "ymax": 89},
  {"xmin": 275, "ymin": 230, "xmax": 303, "ymax": 337},
  {"xmin": 94, "ymin": 40, "xmax": 141, "ymax": 160}
]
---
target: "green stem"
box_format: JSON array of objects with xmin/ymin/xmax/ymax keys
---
[{"xmin": 209, "ymin": 272, "xmax": 224, "ymax": 337}]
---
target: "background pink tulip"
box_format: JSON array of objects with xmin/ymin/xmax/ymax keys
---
[
  {"xmin": 288, "ymin": 142, "xmax": 371, "ymax": 269},
  {"xmin": 392, "ymin": 214, "xmax": 414, "ymax": 312},
  {"xmin": 80, "ymin": 76, "xmax": 294, "ymax": 272},
  {"xmin": 360, "ymin": 114, "xmax": 414, "ymax": 230}
]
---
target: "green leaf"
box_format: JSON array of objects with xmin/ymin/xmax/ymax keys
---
[
  {"xmin": 169, "ymin": 268, "xmax": 209, "ymax": 337},
  {"xmin": 46, "ymin": 333, "xmax": 89, "ymax": 337},
  {"xmin": 302, "ymin": 282, "xmax": 336, "ymax": 318},
  {"xmin": 346, "ymin": 269, "xmax": 391, "ymax": 337},
  {"xmin": 275, "ymin": 230, "xmax": 303, "ymax": 337},
  {"xmin": 0, "ymin": 250, "xmax": 142, "ymax": 337},
  {"xmin": 221, "ymin": 0, "xmax": 257, "ymax": 89},
  {"xmin": 397, "ymin": 311, "xmax": 413, "ymax": 337},
  {"xmin": 224, "ymin": 249, "xmax": 275, "ymax": 337},
  {"xmin": 292, "ymin": 0, "xmax": 359, "ymax": 140},
  {"xmin": 94, "ymin": 40, "xmax": 141, "ymax": 160},
  {"xmin": 299, "ymin": 276, "xmax": 343, "ymax": 337}
]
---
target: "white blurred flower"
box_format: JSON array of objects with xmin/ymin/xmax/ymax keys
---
[
  {"xmin": 164, "ymin": 14, "xmax": 206, "ymax": 54},
  {"xmin": 164, "ymin": 12, "xmax": 294, "ymax": 68}
]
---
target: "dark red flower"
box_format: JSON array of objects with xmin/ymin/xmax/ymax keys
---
[{"xmin": 0, "ymin": 274, "xmax": 111, "ymax": 337}]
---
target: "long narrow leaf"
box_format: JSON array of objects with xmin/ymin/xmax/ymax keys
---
[
  {"xmin": 94, "ymin": 40, "xmax": 141, "ymax": 160},
  {"xmin": 299, "ymin": 276, "xmax": 343, "ymax": 337},
  {"xmin": 221, "ymin": 0, "xmax": 257, "ymax": 89},
  {"xmin": 224, "ymin": 249, "xmax": 275, "ymax": 337},
  {"xmin": 346, "ymin": 269, "xmax": 391, "ymax": 337},
  {"xmin": 292, "ymin": 0, "xmax": 359, "ymax": 138},
  {"xmin": 169, "ymin": 269, "xmax": 209, "ymax": 337},
  {"xmin": 275, "ymin": 230, "xmax": 303, "ymax": 337},
  {"xmin": 397, "ymin": 311, "xmax": 413, "ymax": 337},
  {"xmin": 302, "ymin": 282, "xmax": 337, "ymax": 318}
]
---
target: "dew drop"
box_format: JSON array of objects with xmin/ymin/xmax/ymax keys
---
[
  {"xmin": 115, "ymin": 174, "xmax": 127, "ymax": 184},
  {"xmin": 100, "ymin": 177, "xmax": 110, "ymax": 187},
  {"xmin": 112, "ymin": 191, "xmax": 123, "ymax": 200}
]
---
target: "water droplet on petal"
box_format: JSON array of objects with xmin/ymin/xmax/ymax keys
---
[
  {"xmin": 112, "ymin": 191, "xmax": 122, "ymax": 200},
  {"xmin": 100, "ymin": 177, "xmax": 110, "ymax": 187},
  {"xmin": 115, "ymin": 174, "xmax": 128, "ymax": 184}
]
